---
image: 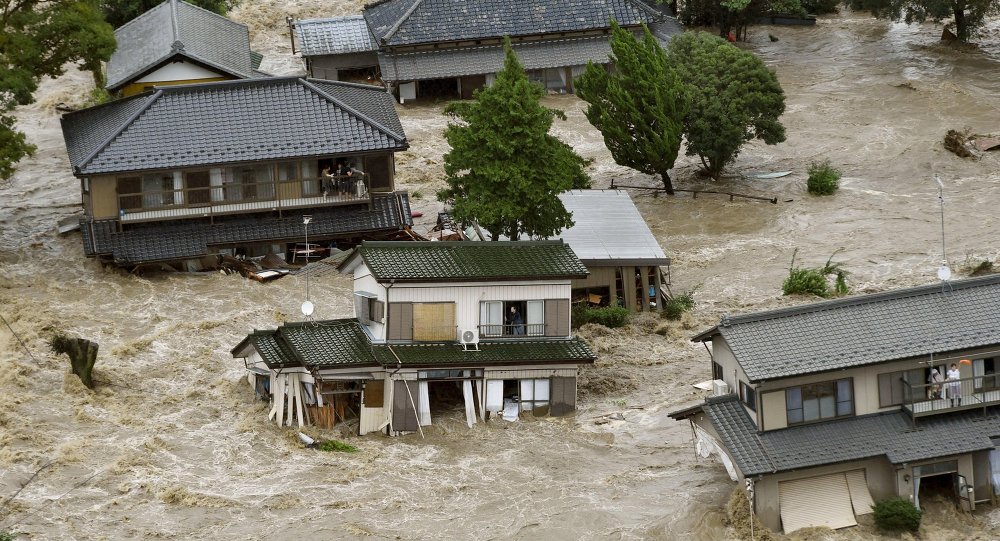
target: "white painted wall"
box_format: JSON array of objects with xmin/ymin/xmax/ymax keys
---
[{"xmin": 135, "ymin": 60, "xmax": 224, "ymax": 83}]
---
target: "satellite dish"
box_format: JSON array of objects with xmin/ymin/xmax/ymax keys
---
[
  {"xmin": 937, "ymin": 265, "xmax": 951, "ymax": 281},
  {"xmin": 301, "ymin": 300, "xmax": 315, "ymax": 316}
]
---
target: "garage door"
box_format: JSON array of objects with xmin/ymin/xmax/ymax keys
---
[
  {"xmin": 779, "ymin": 473, "xmax": 858, "ymax": 533},
  {"xmin": 845, "ymin": 470, "xmax": 875, "ymax": 515}
]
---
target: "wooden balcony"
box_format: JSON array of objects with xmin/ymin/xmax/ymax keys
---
[
  {"xmin": 115, "ymin": 175, "xmax": 369, "ymax": 224},
  {"xmin": 902, "ymin": 374, "xmax": 1000, "ymax": 419}
]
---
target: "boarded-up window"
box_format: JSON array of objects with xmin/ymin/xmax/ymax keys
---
[
  {"xmin": 392, "ymin": 381, "xmax": 419, "ymax": 432},
  {"xmin": 550, "ymin": 376, "xmax": 577, "ymax": 416},
  {"xmin": 544, "ymin": 299, "xmax": 570, "ymax": 337},
  {"xmin": 413, "ymin": 302, "xmax": 455, "ymax": 341},
  {"xmin": 365, "ymin": 154, "xmax": 393, "ymax": 193},
  {"xmin": 387, "ymin": 302, "xmax": 413, "ymax": 340},
  {"xmin": 363, "ymin": 380, "xmax": 384, "ymax": 407}
]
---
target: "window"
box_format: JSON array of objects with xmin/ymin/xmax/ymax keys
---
[
  {"xmin": 354, "ymin": 292, "xmax": 384, "ymax": 324},
  {"xmin": 739, "ymin": 381, "xmax": 757, "ymax": 412},
  {"xmin": 877, "ymin": 368, "xmax": 924, "ymax": 407},
  {"xmin": 142, "ymin": 172, "xmax": 175, "ymax": 208},
  {"xmin": 974, "ymin": 358, "xmax": 998, "ymax": 390},
  {"xmin": 117, "ymin": 176, "xmax": 142, "ymax": 210},
  {"xmin": 520, "ymin": 378, "xmax": 551, "ymax": 413},
  {"xmin": 227, "ymin": 164, "xmax": 274, "ymax": 201},
  {"xmin": 479, "ymin": 300, "xmax": 548, "ymax": 337},
  {"xmin": 786, "ymin": 378, "xmax": 853, "ymax": 425},
  {"xmin": 712, "ymin": 361, "xmax": 724, "ymax": 381}
]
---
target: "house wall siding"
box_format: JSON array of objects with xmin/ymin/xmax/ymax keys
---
[
  {"xmin": 354, "ymin": 268, "xmax": 386, "ymax": 339},
  {"xmin": 710, "ymin": 338, "xmax": 756, "ymax": 423},
  {"xmin": 383, "ymin": 281, "xmax": 571, "ymax": 338}
]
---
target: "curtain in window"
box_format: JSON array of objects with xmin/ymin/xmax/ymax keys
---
[
  {"xmin": 526, "ymin": 300, "xmax": 544, "ymax": 336},
  {"xmin": 480, "ymin": 301, "xmax": 503, "ymax": 336},
  {"xmin": 172, "ymin": 171, "xmax": 183, "ymax": 205},
  {"xmin": 974, "ymin": 359, "xmax": 986, "ymax": 389},
  {"xmin": 417, "ymin": 381, "xmax": 431, "ymax": 426},
  {"xmin": 485, "ymin": 380, "xmax": 503, "ymax": 413},
  {"xmin": 210, "ymin": 168, "xmax": 224, "ymax": 202}
]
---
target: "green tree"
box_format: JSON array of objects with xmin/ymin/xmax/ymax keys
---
[
  {"xmin": 0, "ymin": 0, "xmax": 115, "ymax": 183},
  {"xmin": 575, "ymin": 21, "xmax": 688, "ymax": 194},
  {"xmin": 667, "ymin": 31, "xmax": 786, "ymax": 180},
  {"xmin": 854, "ymin": 0, "xmax": 997, "ymax": 42},
  {"xmin": 438, "ymin": 38, "xmax": 590, "ymax": 241},
  {"xmin": 101, "ymin": 0, "xmax": 228, "ymax": 29}
]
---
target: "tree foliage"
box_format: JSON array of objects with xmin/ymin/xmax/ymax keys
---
[
  {"xmin": 679, "ymin": 0, "xmax": 809, "ymax": 37},
  {"xmin": 101, "ymin": 0, "xmax": 228, "ymax": 29},
  {"xmin": 438, "ymin": 38, "xmax": 590, "ymax": 241},
  {"xmin": 667, "ymin": 32, "xmax": 786, "ymax": 179},
  {"xmin": 576, "ymin": 21, "xmax": 687, "ymax": 194},
  {"xmin": 852, "ymin": 0, "xmax": 998, "ymax": 42},
  {"xmin": 0, "ymin": 0, "xmax": 115, "ymax": 182}
]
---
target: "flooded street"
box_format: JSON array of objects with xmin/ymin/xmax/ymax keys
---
[{"xmin": 3, "ymin": 5, "xmax": 1000, "ymax": 539}]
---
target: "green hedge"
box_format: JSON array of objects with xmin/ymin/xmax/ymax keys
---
[
  {"xmin": 807, "ymin": 159, "xmax": 841, "ymax": 195},
  {"xmin": 572, "ymin": 304, "xmax": 630, "ymax": 329}
]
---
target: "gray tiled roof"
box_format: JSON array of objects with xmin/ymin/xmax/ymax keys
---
[
  {"xmin": 294, "ymin": 16, "xmax": 379, "ymax": 56},
  {"xmin": 349, "ymin": 240, "xmax": 589, "ymax": 282},
  {"xmin": 364, "ymin": 0, "xmax": 660, "ymax": 46},
  {"xmin": 107, "ymin": 0, "xmax": 255, "ymax": 90},
  {"xmin": 694, "ymin": 274, "xmax": 1000, "ymax": 382},
  {"xmin": 82, "ymin": 193, "xmax": 413, "ymax": 265},
  {"xmin": 672, "ymin": 395, "xmax": 1000, "ymax": 477},
  {"xmin": 556, "ymin": 190, "xmax": 669, "ymax": 266},
  {"xmin": 373, "ymin": 338, "xmax": 596, "ymax": 367},
  {"xmin": 231, "ymin": 319, "xmax": 380, "ymax": 370},
  {"xmin": 61, "ymin": 77, "xmax": 407, "ymax": 176},
  {"xmin": 379, "ymin": 35, "xmax": 614, "ymax": 81}
]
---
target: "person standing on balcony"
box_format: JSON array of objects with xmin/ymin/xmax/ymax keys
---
[
  {"xmin": 507, "ymin": 306, "xmax": 525, "ymax": 336},
  {"xmin": 335, "ymin": 161, "xmax": 354, "ymax": 196},
  {"xmin": 946, "ymin": 363, "xmax": 962, "ymax": 407},
  {"xmin": 321, "ymin": 166, "xmax": 334, "ymax": 199},
  {"xmin": 928, "ymin": 368, "xmax": 944, "ymax": 399}
]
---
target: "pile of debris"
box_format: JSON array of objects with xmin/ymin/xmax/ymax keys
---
[
  {"xmin": 944, "ymin": 128, "xmax": 1000, "ymax": 159},
  {"xmin": 219, "ymin": 253, "xmax": 290, "ymax": 282}
]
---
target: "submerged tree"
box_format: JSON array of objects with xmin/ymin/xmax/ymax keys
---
[
  {"xmin": 853, "ymin": 0, "xmax": 998, "ymax": 42},
  {"xmin": 101, "ymin": 0, "xmax": 228, "ymax": 29},
  {"xmin": 0, "ymin": 0, "xmax": 115, "ymax": 183},
  {"xmin": 50, "ymin": 334, "xmax": 100, "ymax": 389},
  {"xmin": 667, "ymin": 32, "xmax": 786, "ymax": 180},
  {"xmin": 576, "ymin": 21, "xmax": 687, "ymax": 195},
  {"xmin": 438, "ymin": 38, "xmax": 590, "ymax": 240}
]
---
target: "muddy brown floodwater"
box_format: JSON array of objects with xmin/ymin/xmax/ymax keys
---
[{"xmin": 3, "ymin": 5, "xmax": 1000, "ymax": 540}]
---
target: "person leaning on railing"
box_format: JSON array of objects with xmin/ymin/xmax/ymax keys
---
[{"xmin": 321, "ymin": 166, "xmax": 335, "ymax": 199}]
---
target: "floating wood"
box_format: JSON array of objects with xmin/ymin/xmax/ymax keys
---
[{"xmin": 610, "ymin": 180, "xmax": 778, "ymax": 204}]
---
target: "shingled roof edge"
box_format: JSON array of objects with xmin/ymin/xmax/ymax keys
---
[
  {"xmin": 74, "ymin": 89, "xmax": 164, "ymax": 174},
  {"xmin": 300, "ymin": 78, "xmax": 406, "ymax": 143}
]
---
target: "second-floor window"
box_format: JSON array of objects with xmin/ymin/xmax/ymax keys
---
[
  {"xmin": 387, "ymin": 302, "xmax": 456, "ymax": 341},
  {"xmin": 786, "ymin": 378, "xmax": 853, "ymax": 425},
  {"xmin": 739, "ymin": 381, "xmax": 757, "ymax": 412},
  {"xmin": 355, "ymin": 292, "xmax": 384, "ymax": 325},
  {"xmin": 478, "ymin": 299, "xmax": 570, "ymax": 338}
]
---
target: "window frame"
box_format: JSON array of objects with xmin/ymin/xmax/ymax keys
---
[
  {"xmin": 785, "ymin": 377, "xmax": 854, "ymax": 426},
  {"xmin": 739, "ymin": 380, "xmax": 757, "ymax": 412}
]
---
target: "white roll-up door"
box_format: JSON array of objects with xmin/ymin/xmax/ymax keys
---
[
  {"xmin": 779, "ymin": 473, "xmax": 858, "ymax": 533},
  {"xmin": 845, "ymin": 470, "xmax": 875, "ymax": 515}
]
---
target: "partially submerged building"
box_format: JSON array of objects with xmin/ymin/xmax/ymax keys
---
[
  {"xmin": 670, "ymin": 275, "xmax": 1000, "ymax": 533},
  {"xmin": 557, "ymin": 190, "xmax": 670, "ymax": 312},
  {"xmin": 60, "ymin": 76, "xmax": 412, "ymax": 268},
  {"xmin": 231, "ymin": 240, "xmax": 597, "ymax": 435},
  {"xmin": 107, "ymin": 0, "xmax": 265, "ymax": 98},
  {"xmin": 291, "ymin": 0, "xmax": 682, "ymax": 100}
]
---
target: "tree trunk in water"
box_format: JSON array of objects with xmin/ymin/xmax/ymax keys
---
[
  {"xmin": 660, "ymin": 172, "xmax": 675, "ymax": 195},
  {"xmin": 953, "ymin": 6, "xmax": 967, "ymax": 41},
  {"xmin": 51, "ymin": 335, "xmax": 99, "ymax": 389}
]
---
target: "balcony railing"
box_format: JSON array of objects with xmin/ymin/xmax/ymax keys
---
[
  {"xmin": 115, "ymin": 174, "xmax": 368, "ymax": 224},
  {"xmin": 478, "ymin": 323, "xmax": 545, "ymax": 338},
  {"xmin": 902, "ymin": 374, "xmax": 1000, "ymax": 418}
]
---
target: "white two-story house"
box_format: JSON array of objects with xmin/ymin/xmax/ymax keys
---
[
  {"xmin": 670, "ymin": 274, "xmax": 1000, "ymax": 534},
  {"xmin": 231, "ymin": 240, "xmax": 596, "ymax": 436}
]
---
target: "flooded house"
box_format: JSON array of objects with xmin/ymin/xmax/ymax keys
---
[
  {"xmin": 59, "ymin": 76, "xmax": 412, "ymax": 268},
  {"xmin": 106, "ymin": 0, "xmax": 266, "ymax": 98},
  {"xmin": 231, "ymin": 240, "xmax": 597, "ymax": 435},
  {"xmin": 290, "ymin": 0, "xmax": 682, "ymax": 101},
  {"xmin": 670, "ymin": 274, "xmax": 1000, "ymax": 534},
  {"xmin": 557, "ymin": 190, "xmax": 670, "ymax": 312}
]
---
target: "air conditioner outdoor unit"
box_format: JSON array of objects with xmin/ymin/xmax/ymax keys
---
[
  {"xmin": 712, "ymin": 379, "xmax": 730, "ymax": 397},
  {"xmin": 460, "ymin": 328, "xmax": 479, "ymax": 351}
]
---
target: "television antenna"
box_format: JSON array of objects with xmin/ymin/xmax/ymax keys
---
[
  {"xmin": 301, "ymin": 215, "xmax": 314, "ymax": 317},
  {"xmin": 934, "ymin": 175, "xmax": 950, "ymax": 282}
]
